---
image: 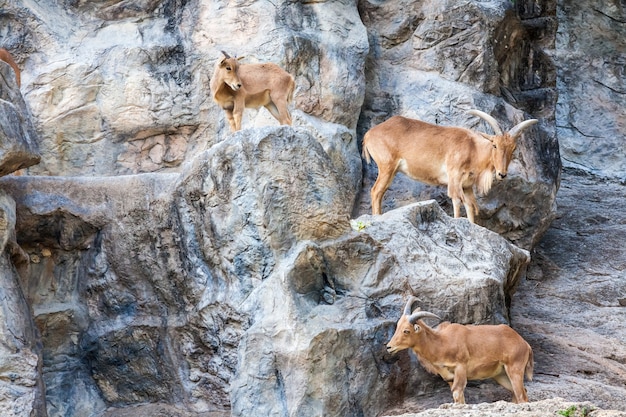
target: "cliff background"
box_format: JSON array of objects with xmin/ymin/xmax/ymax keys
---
[{"xmin": 0, "ymin": 0, "xmax": 624, "ymax": 416}]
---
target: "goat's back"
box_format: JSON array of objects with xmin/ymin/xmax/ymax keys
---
[
  {"xmin": 238, "ymin": 63, "xmax": 294, "ymax": 97},
  {"xmin": 439, "ymin": 323, "xmax": 531, "ymax": 359}
]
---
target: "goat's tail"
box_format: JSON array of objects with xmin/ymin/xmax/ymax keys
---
[
  {"xmin": 525, "ymin": 348, "xmax": 534, "ymax": 381},
  {"xmin": 361, "ymin": 133, "xmax": 372, "ymax": 163},
  {"xmin": 287, "ymin": 76, "xmax": 295, "ymax": 104}
]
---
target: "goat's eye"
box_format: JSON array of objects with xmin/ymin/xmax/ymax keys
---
[
  {"xmin": 403, "ymin": 329, "xmax": 410, "ymax": 334},
  {"xmin": 226, "ymin": 67, "xmax": 232, "ymax": 71}
]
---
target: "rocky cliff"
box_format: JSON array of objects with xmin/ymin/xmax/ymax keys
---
[{"xmin": 0, "ymin": 0, "xmax": 623, "ymax": 416}]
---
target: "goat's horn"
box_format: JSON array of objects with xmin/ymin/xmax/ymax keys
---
[
  {"xmin": 508, "ymin": 119, "xmax": 539, "ymax": 140},
  {"xmin": 468, "ymin": 109, "xmax": 503, "ymax": 136},
  {"xmin": 404, "ymin": 296, "xmax": 419, "ymax": 315},
  {"xmin": 408, "ymin": 311, "xmax": 441, "ymax": 325},
  {"xmin": 221, "ymin": 50, "xmax": 231, "ymax": 58}
]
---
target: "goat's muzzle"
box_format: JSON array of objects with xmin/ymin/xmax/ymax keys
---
[{"xmin": 497, "ymin": 172, "xmax": 507, "ymax": 179}]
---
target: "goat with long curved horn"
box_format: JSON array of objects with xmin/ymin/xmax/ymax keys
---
[
  {"xmin": 363, "ymin": 109, "xmax": 538, "ymax": 222},
  {"xmin": 403, "ymin": 297, "xmax": 441, "ymax": 323},
  {"xmin": 386, "ymin": 296, "xmax": 534, "ymax": 405}
]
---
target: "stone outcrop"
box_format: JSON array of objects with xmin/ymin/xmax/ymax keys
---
[{"xmin": 1, "ymin": 156, "xmax": 529, "ymax": 416}]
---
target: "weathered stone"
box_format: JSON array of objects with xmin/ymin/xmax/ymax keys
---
[
  {"xmin": 0, "ymin": 192, "xmax": 46, "ymax": 417},
  {"xmin": 231, "ymin": 201, "xmax": 529, "ymax": 417},
  {"xmin": 556, "ymin": 1, "xmax": 626, "ymax": 179}
]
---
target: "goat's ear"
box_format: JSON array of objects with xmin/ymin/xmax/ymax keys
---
[
  {"xmin": 237, "ymin": 56, "xmax": 246, "ymax": 61},
  {"xmin": 413, "ymin": 324, "xmax": 421, "ymax": 332}
]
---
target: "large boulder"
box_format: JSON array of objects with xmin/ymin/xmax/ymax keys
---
[{"xmin": 356, "ymin": 0, "xmax": 560, "ymax": 249}]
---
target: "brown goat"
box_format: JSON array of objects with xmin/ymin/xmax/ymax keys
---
[
  {"xmin": 362, "ymin": 110, "xmax": 538, "ymax": 222},
  {"xmin": 387, "ymin": 297, "xmax": 534, "ymax": 404},
  {"xmin": 210, "ymin": 51, "xmax": 295, "ymax": 132},
  {"xmin": 0, "ymin": 48, "xmax": 20, "ymax": 88}
]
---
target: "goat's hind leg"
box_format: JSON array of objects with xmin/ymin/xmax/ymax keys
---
[
  {"xmin": 504, "ymin": 365, "xmax": 529, "ymax": 403},
  {"xmin": 267, "ymin": 96, "xmax": 292, "ymax": 125},
  {"xmin": 462, "ymin": 187, "xmax": 478, "ymax": 223}
]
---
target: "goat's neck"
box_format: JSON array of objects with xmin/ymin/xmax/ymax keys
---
[{"xmin": 411, "ymin": 323, "xmax": 442, "ymax": 359}]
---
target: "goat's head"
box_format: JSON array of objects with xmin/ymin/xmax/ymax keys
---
[
  {"xmin": 469, "ymin": 110, "xmax": 538, "ymax": 180},
  {"xmin": 218, "ymin": 51, "xmax": 244, "ymax": 91},
  {"xmin": 386, "ymin": 297, "xmax": 441, "ymax": 355}
]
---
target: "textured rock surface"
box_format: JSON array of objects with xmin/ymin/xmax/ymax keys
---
[
  {"xmin": 555, "ymin": 2, "xmax": 626, "ymax": 179},
  {"xmin": 1, "ymin": 0, "xmax": 368, "ymax": 176},
  {"xmin": 0, "ymin": 0, "xmax": 624, "ymax": 416},
  {"xmin": 0, "ymin": 193, "xmax": 46, "ymax": 417}
]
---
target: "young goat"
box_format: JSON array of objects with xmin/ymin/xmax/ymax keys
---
[
  {"xmin": 386, "ymin": 297, "xmax": 534, "ymax": 404},
  {"xmin": 210, "ymin": 51, "xmax": 295, "ymax": 132},
  {"xmin": 362, "ymin": 111, "xmax": 538, "ymax": 222}
]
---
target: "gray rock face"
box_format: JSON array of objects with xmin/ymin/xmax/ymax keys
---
[
  {"xmin": 0, "ymin": 193, "xmax": 46, "ymax": 417},
  {"xmin": 0, "ymin": 0, "xmax": 623, "ymax": 416},
  {"xmin": 0, "ymin": 62, "xmax": 40, "ymax": 175},
  {"xmin": 555, "ymin": 1, "xmax": 626, "ymax": 179}
]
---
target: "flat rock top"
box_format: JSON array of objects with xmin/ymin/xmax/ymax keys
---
[{"xmin": 389, "ymin": 398, "xmax": 626, "ymax": 417}]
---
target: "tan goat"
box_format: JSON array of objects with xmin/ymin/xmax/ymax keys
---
[
  {"xmin": 387, "ymin": 297, "xmax": 534, "ymax": 404},
  {"xmin": 0, "ymin": 48, "xmax": 20, "ymax": 88},
  {"xmin": 362, "ymin": 110, "xmax": 538, "ymax": 222},
  {"xmin": 210, "ymin": 51, "xmax": 295, "ymax": 132}
]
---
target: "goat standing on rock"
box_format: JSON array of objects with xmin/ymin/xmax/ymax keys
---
[
  {"xmin": 362, "ymin": 110, "xmax": 538, "ymax": 222},
  {"xmin": 386, "ymin": 297, "xmax": 534, "ymax": 404},
  {"xmin": 210, "ymin": 51, "xmax": 295, "ymax": 132}
]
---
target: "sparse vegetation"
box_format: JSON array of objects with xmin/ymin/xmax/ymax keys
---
[
  {"xmin": 350, "ymin": 219, "xmax": 371, "ymax": 232},
  {"xmin": 557, "ymin": 405, "xmax": 592, "ymax": 417}
]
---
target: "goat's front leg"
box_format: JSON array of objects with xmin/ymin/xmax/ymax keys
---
[
  {"xmin": 224, "ymin": 109, "xmax": 237, "ymax": 132},
  {"xmin": 232, "ymin": 97, "xmax": 245, "ymax": 131},
  {"xmin": 450, "ymin": 366, "xmax": 467, "ymax": 404}
]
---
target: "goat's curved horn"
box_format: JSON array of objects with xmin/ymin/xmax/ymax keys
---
[
  {"xmin": 508, "ymin": 119, "xmax": 538, "ymax": 140},
  {"xmin": 408, "ymin": 311, "xmax": 441, "ymax": 325},
  {"xmin": 221, "ymin": 50, "xmax": 231, "ymax": 58},
  {"xmin": 404, "ymin": 296, "xmax": 419, "ymax": 315},
  {"xmin": 468, "ymin": 109, "xmax": 503, "ymax": 136}
]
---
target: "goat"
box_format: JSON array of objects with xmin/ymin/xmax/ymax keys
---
[
  {"xmin": 362, "ymin": 110, "xmax": 538, "ymax": 222},
  {"xmin": 210, "ymin": 51, "xmax": 295, "ymax": 132},
  {"xmin": 0, "ymin": 48, "xmax": 20, "ymax": 88},
  {"xmin": 386, "ymin": 297, "xmax": 534, "ymax": 404}
]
